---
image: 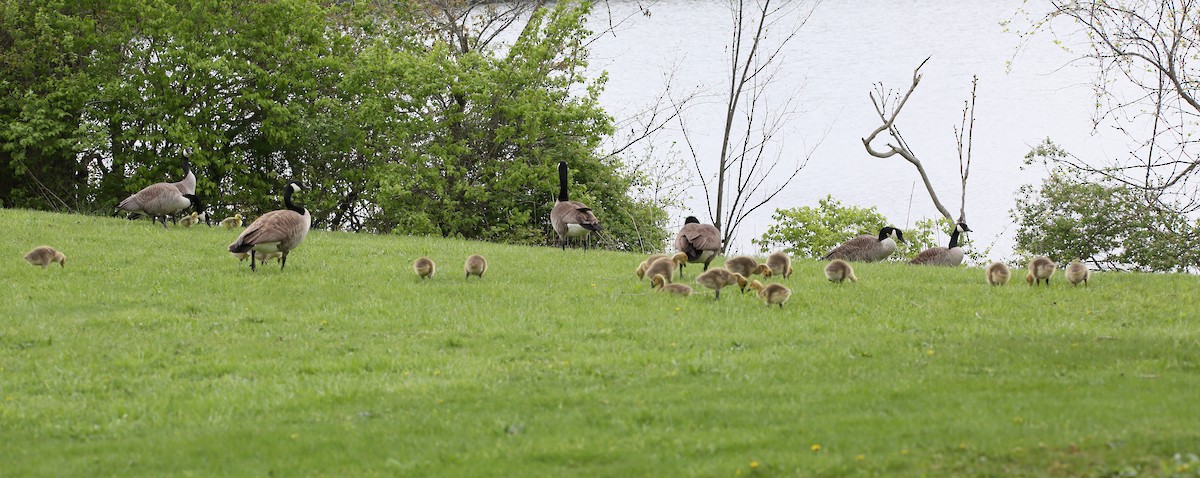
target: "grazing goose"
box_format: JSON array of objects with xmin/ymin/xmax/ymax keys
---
[
  {"xmin": 116, "ymin": 182, "xmax": 199, "ymax": 228},
  {"xmin": 644, "ymin": 252, "xmax": 688, "ymax": 288},
  {"xmin": 24, "ymin": 246, "xmax": 66, "ymax": 268},
  {"xmin": 635, "ymin": 254, "xmax": 669, "ymax": 280},
  {"xmin": 985, "ymin": 262, "xmax": 1011, "ymax": 286},
  {"xmin": 231, "ymin": 250, "xmax": 282, "ymax": 264},
  {"xmin": 1025, "ymin": 256, "xmax": 1056, "ymax": 286},
  {"xmin": 724, "ymin": 256, "xmax": 772, "ymax": 278},
  {"xmin": 1065, "ymin": 260, "xmax": 1090, "ymax": 287},
  {"xmin": 413, "ymin": 257, "xmax": 436, "ymax": 279},
  {"xmin": 910, "ymin": 222, "xmax": 972, "ymax": 266},
  {"xmin": 221, "ymin": 213, "xmax": 244, "ymax": 230},
  {"xmin": 228, "ymin": 181, "xmax": 310, "ymax": 272},
  {"xmin": 694, "ymin": 268, "xmax": 747, "ymax": 300},
  {"xmin": 823, "ymin": 226, "xmax": 906, "ymax": 262},
  {"xmin": 179, "ymin": 212, "xmax": 200, "ymax": 228},
  {"xmin": 549, "ymin": 161, "xmax": 601, "ymax": 250},
  {"xmin": 652, "ymin": 273, "xmax": 693, "ymax": 296},
  {"xmin": 465, "ymin": 254, "xmax": 488, "ymax": 279},
  {"xmin": 748, "ymin": 280, "xmax": 792, "ymax": 308},
  {"xmin": 674, "ymin": 216, "xmax": 722, "ymax": 276},
  {"xmin": 823, "ymin": 259, "xmax": 857, "ymax": 283},
  {"xmin": 766, "ymin": 251, "xmax": 793, "ymax": 278}
]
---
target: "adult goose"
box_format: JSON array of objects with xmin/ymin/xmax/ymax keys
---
[
  {"xmin": 673, "ymin": 216, "xmax": 721, "ymax": 276},
  {"xmin": 550, "ymin": 161, "xmax": 601, "ymax": 250},
  {"xmin": 910, "ymin": 222, "xmax": 971, "ymax": 266},
  {"xmin": 172, "ymin": 156, "xmax": 196, "ymax": 196},
  {"xmin": 116, "ymin": 184, "xmax": 199, "ymax": 228},
  {"xmin": 823, "ymin": 226, "xmax": 905, "ymax": 262},
  {"xmin": 228, "ymin": 181, "xmax": 310, "ymax": 272}
]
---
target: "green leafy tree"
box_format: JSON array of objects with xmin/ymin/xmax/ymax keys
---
[
  {"xmin": 754, "ymin": 196, "xmax": 891, "ymax": 258},
  {"xmin": 1013, "ymin": 139, "xmax": 1200, "ymax": 271}
]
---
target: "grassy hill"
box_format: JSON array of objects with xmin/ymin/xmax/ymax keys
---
[{"xmin": 2, "ymin": 208, "xmax": 1198, "ymax": 476}]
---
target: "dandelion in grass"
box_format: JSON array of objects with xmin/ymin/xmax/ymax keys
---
[
  {"xmin": 811, "ymin": 444, "xmax": 821, "ymax": 452},
  {"xmin": 750, "ymin": 461, "xmax": 759, "ymax": 469},
  {"xmin": 855, "ymin": 454, "xmax": 865, "ymax": 461},
  {"xmin": 926, "ymin": 349, "xmax": 936, "ymax": 356}
]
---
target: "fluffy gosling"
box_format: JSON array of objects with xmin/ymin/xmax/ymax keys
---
[
  {"xmin": 414, "ymin": 257, "xmax": 436, "ymax": 279},
  {"xmin": 694, "ymin": 268, "xmax": 747, "ymax": 300},
  {"xmin": 635, "ymin": 254, "xmax": 669, "ymax": 280},
  {"xmin": 748, "ymin": 280, "xmax": 792, "ymax": 308},
  {"xmin": 652, "ymin": 273, "xmax": 693, "ymax": 296},
  {"xmin": 986, "ymin": 262, "xmax": 1011, "ymax": 286},
  {"xmin": 221, "ymin": 213, "xmax": 244, "ymax": 230},
  {"xmin": 1025, "ymin": 256, "xmax": 1056, "ymax": 286},
  {"xmin": 644, "ymin": 252, "xmax": 688, "ymax": 288},
  {"xmin": 1065, "ymin": 260, "xmax": 1090, "ymax": 287},
  {"xmin": 24, "ymin": 246, "xmax": 66, "ymax": 268},
  {"xmin": 823, "ymin": 259, "xmax": 857, "ymax": 283},
  {"xmin": 766, "ymin": 251, "xmax": 793, "ymax": 279},
  {"xmin": 724, "ymin": 256, "xmax": 772, "ymax": 278},
  {"xmin": 179, "ymin": 212, "xmax": 200, "ymax": 228},
  {"xmin": 465, "ymin": 254, "xmax": 488, "ymax": 279},
  {"xmin": 230, "ymin": 250, "xmax": 281, "ymax": 263}
]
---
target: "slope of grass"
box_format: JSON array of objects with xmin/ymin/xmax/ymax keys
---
[{"xmin": 2, "ymin": 208, "xmax": 1199, "ymax": 477}]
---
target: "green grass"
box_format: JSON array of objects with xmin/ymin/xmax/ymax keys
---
[{"xmin": 2, "ymin": 208, "xmax": 1199, "ymax": 477}]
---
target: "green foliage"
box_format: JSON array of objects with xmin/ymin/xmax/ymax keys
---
[
  {"xmin": 0, "ymin": 0, "xmax": 667, "ymax": 250},
  {"xmin": 4, "ymin": 209, "xmax": 1200, "ymax": 476},
  {"xmin": 1013, "ymin": 139, "xmax": 1200, "ymax": 271},
  {"xmin": 753, "ymin": 195, "xmax": 890, "ymax": 258}
]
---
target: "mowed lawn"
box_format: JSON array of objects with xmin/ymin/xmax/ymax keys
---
[{"xmin": 2, "ymin": 208, "xmax": 1198, "ymax": 477}]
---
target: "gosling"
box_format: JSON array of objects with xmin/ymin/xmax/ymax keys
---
[
  {"xmin": 635, "ymin": 254, "xmax": 669, "ymax": 280},
  {"xmin": 724, "ymin": 256, "xmax": 772, "ymax": 278},
  {"xmin": 24, "ymin": 246, "xmax": 67, "ymax": 268},
  {"xmin": 1065, "ymin": 260, "xmax": 1090, "ymax": 287},
  {"xmin": 230, "ymin": 250, "xmax": 281, "ymax": 263},
  {"xmin": 643, "ymin": 252, "xmax": 688, "ymax": 288},
  {"xmin": 748, "ymin": 280, "xmax": 792, "ymax": 308},
  {"xmin": 465, "ymin": 254, "xmax": 488, "ymax": 279},
  {"xmin": 652, "ymin": 273, "xmax": 693, "ymax": 296},
  {"xmin": 823, "ymin": 259, "xmax": 857, "ymax": 283},
  {"xmin": 414, "ymin": 257, "xmax": 436, "ymax": 279},
  {"xmin": 985, "ymin": 262, "xmax": 1011, "ymax": 286},
  {"xmin": 221, "ymin": 213, "xmax": 244, "ymax": 230},
  {"xmin": 766, "ymin": 251, "xmax": 793, "ymax": 279},
  {"xmin": 1025, "ymin": 256, "xmax": 1056, "ymax": 287},
  {"xmin": 694, "ymin": 268, "xmax": 747, "ymax": 300},
  {"xmin": 179, "ymin": 212, "xmax": 200, "ymax": 228}
]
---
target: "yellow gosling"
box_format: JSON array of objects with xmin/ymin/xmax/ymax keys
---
[
  {"xmin": 652, "ymin": 274, "xmax": 693, "ymax": 296},
  {"xmin": 823, "ymin": 259, "xmax": 858, "ymax": 283},
  {"xmin": 986, "ymin": 262, "xmax": 1010, "ymax": 286},
  {"xmin": 414, "ymin": 257, "xmax": 436, "ymax": 279}
]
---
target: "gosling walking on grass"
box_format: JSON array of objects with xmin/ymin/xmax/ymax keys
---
[
  {"xmin": 823, "ymin": 259, "xmax": 857, "ymax": 283},
  {"xmin": 414, "ymin": 257, "xmax": 436, "ymax": 279},
  {"xmin": 24, "ymin": 246, "xmax": 66, "ymax": 268},
  {"xmin": 1026, "ymin": 256, "xmax": 1056, "ymax": 287},
  {"xmin": 652, "ymin": 273, "xmax": 693, "ymax": 296},
  {"xmin": 221, "ymin": 213, "xmax": 244, "ymax": 230},
  {"xmin": 986, "ymin": 262, "xmax": 1011, "ymax": 286},
  {"xmin": 465, "ymin": 254, "xmax": 487, "ymax": 279},
  {"xmin": 748, "ymin": 280, "xmax": 792, "ymax": 308},
  {"xmin": 1065, "ymin": 260, "xmax": 1090, "ymax": 287}
]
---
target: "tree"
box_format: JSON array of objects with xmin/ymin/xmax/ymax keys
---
[
  {"xmin": 1020, "ymin": 0, "xmax": 1200, "ymax": 213},
  {"xmin": 676, "ymin": 0, "xmax": 820, "ymax": 252},
  {"xmin": 1013, "ymin": 139, "xmax": 1200, "ymax": 272},
  {"xmin": 863, "ymin": 58, "xmax": 977, "ymax": 225},
  {"xmin": 753, "ymin": 196, "xmax": 889, "ymax": 258}
]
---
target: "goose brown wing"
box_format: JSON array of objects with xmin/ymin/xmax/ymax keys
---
[
  {"xmin": 230, "ymin": 210, "xmax": 306, "ymax": 251},
  {"xmin": 823, "ymin": 235, "xmax": 873, "ymax": 260},
  {"xmin": 909, "ymin": 246, "xmax": 948, "ymax": 265},
  {"xmin": 676, "ymin": 223, "xmax": 721, "ymax": 252}
]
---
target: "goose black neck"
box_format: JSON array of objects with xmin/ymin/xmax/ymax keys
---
[
  {"xmin": 284, "ymin": 186, "xmax": 305, "ymax": 215},
  {"xmin": 949, "ymin": 228, "xmax": 961, "ymax": 248},
  {"xmin": 685, "ymin": 216, "xmax": 699, "ymax": 225},
  {"xmin": 183, "ymin": 194, "xmax": 200, "ymax": 211},
  {"xmin": 877, "ymin": 227, "xmax": 890, "ymax": 241},
  {"xmin": 182, "ymin": 157, "xmax": 191, "ymax": 175},
  {"xmin": 558, "ymin": 162, "xmax": 569, "ymax": 202}
]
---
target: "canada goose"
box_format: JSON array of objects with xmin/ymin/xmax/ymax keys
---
[
  {"xmin": 228, "ymin": 181, "xmax": 310, "ymax": 272},
  {"xmin": 824, "ymin": 259, "xmax": 858, "ymax": 283},
  {"xmin": 823, "ymin": 226, "xmax": 906, "ymax": 262},
  {"xmin": 644, "ymin": 252, "xmax": 688, "ymax": 288},
  {"xmin": 549, "ymin": 161, "xmax": 601, "ymax": 250},
  {"xmin": 1025, "ymin": 256, "xmax": 1056, "ymax": 286},
  {"xmin": 724, "ymin": 256, "xmax": 772, "ymax": 278},
  {"xmin": 221, "ymin": 213, "xmax": 244, "ymax": 230},
  {"xmin": 116, "ymin": 181, "xmax": 199, "ymax": 228},
  {"xmin": 986, "ymin": 262, "xmax": 1011, "ymax": 286},
  {"xmin": 766, "ymin": 251, "xmax": 793, "ymax": 278},
  {"xmin": 414, "ymin": 257, "xmax": 436, "ymax": 279},
  {"xmin": 1065, "ymin": 260, "xmax": 1090, "ymax": 287},
  {"xmin": 652, "ymin": 273, "xmax": 693, "ymax": 296},
  {"xmin": 465, "ymin": 254, "xmax": 488, "ymax": 279},
  {"xmin": 24, "ymin": 246, "xmax": 66, "ymax": 268},
  {"xmin": 910, "ymin": 222, "xmax": 972, "ymax": 266},
  {"xmin": 635, "ymin": 254, "xmax": 669, "ymax": 280},
  {"xmin": 179, "ymin": 212, "xmax": 200, "ymax": 228},
  {"xmin": 694, "ymin": 268, "xmax": 748, "ymax": 300},
  {"xmin": 748, "ymin": 280, "xmax": 792, "ymax": 308},
  {"xmin": 172, "ymin": 156, "xmax": 196, "ymax": 196},
  {"xmin": 674, "ymin": 216, "xmax": 721, "ymax": 276}
]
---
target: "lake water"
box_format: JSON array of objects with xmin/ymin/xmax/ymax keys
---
[{"xmin": 584, "ymin": 0, "xmax": 1120, "ymax": 259}]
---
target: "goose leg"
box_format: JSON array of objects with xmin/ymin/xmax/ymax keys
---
[
  {"xmin": 281, "ymin": 252, "xmax": 288, "ymax": 270},
  {"xmin": 250, "ymin": 251, "xmax": 257, "ymax": 272}
]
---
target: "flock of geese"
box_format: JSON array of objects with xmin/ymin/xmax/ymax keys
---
[{"xmin": 20, "ymin": 159, "xmax": 1094, "ymax": 300}]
